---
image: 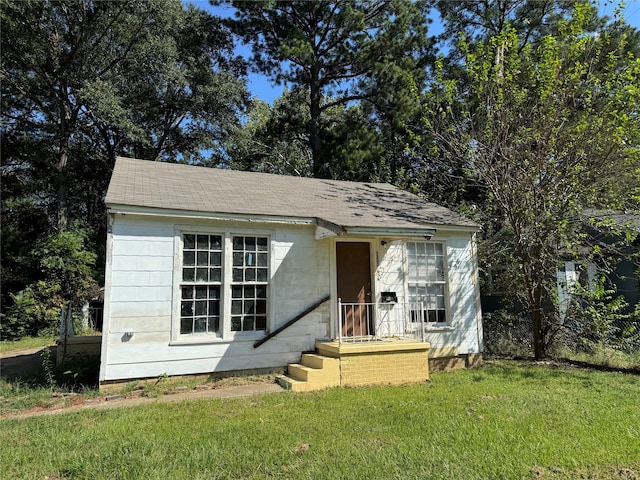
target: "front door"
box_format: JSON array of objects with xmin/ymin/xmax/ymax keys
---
[{"xmin": 336, "ymin": 242, "xmax": 373, "ymax": 337}]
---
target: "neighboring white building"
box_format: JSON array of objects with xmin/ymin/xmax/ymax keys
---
[{"xmin": 100, "ymin": 157, "xmax": 483, "ymax": 385}]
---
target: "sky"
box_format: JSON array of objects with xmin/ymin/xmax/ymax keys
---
[{"xmin": 186, "ymin": 0, "xmax": 640, "ymax": 104}]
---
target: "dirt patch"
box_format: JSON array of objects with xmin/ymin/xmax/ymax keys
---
[
  {"xmin": 528, "ymin": 465, "xmax": 639, "ymax": 479},
  {"xmin": 1, "ymin": 382, "xmax": 285, "ymax": 420},
  {"xmin": 1, "ymin": 350, "xmax": 285, "ymax": 420}
]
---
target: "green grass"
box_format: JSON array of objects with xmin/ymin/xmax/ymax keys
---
[
  {"xmin": 0, "ymin": 378, "xmax": 63, "ymax": 412},
  {"xmin": 0, "ymin": 335, "xmax": 56, "ymax": 355},
  {"xmin": 554, "ymin": 345, "xmax": 640, "ymax": 370},
  {"xmin": 1, "ymin": 360, "xmax": 639, "ymax": 479}
]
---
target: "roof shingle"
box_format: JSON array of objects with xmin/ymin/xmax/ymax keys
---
[{"xmin": 106, "ymin": 157, "xmax": 479, "ymax": 231}]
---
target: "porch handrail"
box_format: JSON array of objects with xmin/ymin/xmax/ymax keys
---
[
  {"xmin": 338, "ymin": 300, "xmax": 430, "ymax": 343},
  {"xmin": 253, "ymin": 294, "xmax": 330, "ymax": 348}
]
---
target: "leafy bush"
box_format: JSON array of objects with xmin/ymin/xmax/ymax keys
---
[
  {"xmin": 1, "ymin": 224, "xmax": 98, "ymax": 340},
  {"xmin": 1, "ymin": 282, "xmax": 63, "ymax": 339},
  {"xmin": 58, "ymin": 352, "xmax": 101, "ymax": 389},
  {"xmin": 560, "ymin": 275, "xmax": 637, "ymax": 353}
]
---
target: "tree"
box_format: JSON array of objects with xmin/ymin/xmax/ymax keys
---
[
  {"xmin": 436, "ymin": 0, "xmax": 585, "ymax": 52},
  {"xmin": 425, "ymin": 3, "xmax": 640, "ymax": 358},
  {"xmin": 224, "ymin": 88, "xmax": 392, "ymax": 182},
  {"xmin": 2, "ymin": 1, "xmax": 162, "ymax": 231},
  {"xmin": 1, "ymin": 224, "xmax": 98, "ymax": 340},
  {"xmin": 1, "ymin": 0, "xmax": 248, "ymax": 329},
  {"xmin": 224, "ymin": 91, "xmax": 313, "ymax": 176},
  {"xmin": 227, "ymin": 0, "xmax": 432, "ymax": 178},
  {"xmin": 1, "ymin": 0, "xmax": 247, "ymax": 229}
]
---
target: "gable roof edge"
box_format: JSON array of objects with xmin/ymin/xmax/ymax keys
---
[{"xmin": 107, "ymin": 204, "xmax": 317, "ymax": 226}]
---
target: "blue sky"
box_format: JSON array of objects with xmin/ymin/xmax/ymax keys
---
[{"xmin": 187, "ymin": 0, "xmax": 640, "ymax": 104}]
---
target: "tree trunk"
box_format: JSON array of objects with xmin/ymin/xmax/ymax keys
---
[
  {"xmin": 309, "ymin": 69, "xmax": 324, "ymax": 178},
  {"xmin": 57, "ymin": 149, "xmax": 69, "ymax": 231},
  {"xmin": 531, "ymin": 282, "xmax": 546, "ymax": 359},
  {"xmin": 522, "ymin": 251, "xmax": 547, "ymax": 360}
]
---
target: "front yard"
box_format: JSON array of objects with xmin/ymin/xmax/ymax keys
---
[{"xmin": 1, "ymin": 360, "xmax": 639, "ymax": 479}]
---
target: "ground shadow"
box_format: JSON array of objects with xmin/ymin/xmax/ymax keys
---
[{"xmin": 0, "ymin": 347, "xmax": 57, "ymax": 379}]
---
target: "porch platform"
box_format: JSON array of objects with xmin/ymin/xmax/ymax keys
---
[
  {"xmin": 56, "ymin": 335, "xmax": 102, "ymax": 366},
  {"xmin": 315, "ymin": 339, "xmax": 430, "ymax": 387}
]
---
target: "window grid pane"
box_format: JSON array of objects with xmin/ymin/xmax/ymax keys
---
[
  {"xmin": 231, "ymin": 236, "xmax": 268, "ymax": 332},
  {"xmin": 180, "ymin": 233, "xmax": 269, "ymax": 336},
  {"xmin": 180, "ymin": 285, "xmax": 220, "ymax": 334},
  {"xmin": 181, "ymin": 234, "xmax": 222, "ymax": 335},
  {"xmin": 407, "ymin": 241, "xmax": 447, "ymax": 323}
]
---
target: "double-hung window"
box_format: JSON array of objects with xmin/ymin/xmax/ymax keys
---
[
  {"xmin": 407, "ymin": 241, "xmax": 448, "ymax": 325},
  {"xmin": 178, "ymin": 232, "xmax": 269, "ymax": 340},
  {"xmin": 180, "ymin": 234, "xmax": 222, "ymax": 335},
  {"xmin": 231, "ymin": 236, "xmax": 268, "ymax": 332}
]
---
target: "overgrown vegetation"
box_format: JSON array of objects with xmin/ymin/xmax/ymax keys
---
[
  {"xmin": 1, "ymin": 361, "xmax": 638, "ymax": 479},
  {"xmin": 0, "ymin": 347, "xmax": 101, "ymax": 414},
  {"xmin": 1, "ymin": 224, "xmax": 98, "ymax": 340},
  {"xmin": 426, "ymin": 3, "xmax": 640, "ymax": 359},
  {"xmin": 0, "ymin": 357, "xmax": 278, "ymax": 416},
  {"xmin": 484, "ymin": 302, "xmax": 640, "ymax": 370},
  {"xmin": 561, "ymin": 275, "xmax": 640, "ymax": 354}
]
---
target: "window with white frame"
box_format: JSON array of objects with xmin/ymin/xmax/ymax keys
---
[
  {"xmin": 407, "ymin": 241, "xmax": 448, "ymax": 324},
  {"xmin": 231, "ymin": 236, "xmax": 268, "ymax": 332},
  {"xmin": 180, "ymin": 234, "xmax": 222, "ymax": 335},
  {"xmin": 179, "ymin": 232, "xmax": 269, "ymax": 338}
]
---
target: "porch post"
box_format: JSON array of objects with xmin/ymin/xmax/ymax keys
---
[
  {"xmin": 420, "ymin": 301, "xmax": 425, "ymax": 343},
  {"xmin": 337, "ymin": 297, "xmax": 343, "ymax": 344}
]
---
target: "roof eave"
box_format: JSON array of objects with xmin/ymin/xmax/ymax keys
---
[
  {"xmin": 106, "ymin": 203, "xmax": 316, "ymax": 226},
  {"xmin": 106, "ymin": 204, "xmax": 481, "ymax": 234},
  {"xmin": 344, "ymin": 226, "xmax": 438, "ymax": 237}
]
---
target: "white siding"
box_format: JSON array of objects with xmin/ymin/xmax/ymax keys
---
[
  {"xmin": 372, "ymin": 232, "xmax": 482, "ymax": 355},
  {"xmin": 101, "ymin": 214, "xmax": 331, "ymax": 382},
  {"xmin": 375, "ymin": 240, "xmax": 406, "ymax": 302},
  {"xmin": 101, "ymin": 214, "xmax": 481, "ymax": 383}
]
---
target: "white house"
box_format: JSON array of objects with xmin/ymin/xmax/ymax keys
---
[{"xmin": 100, "ymin": 157, "xmax": 483, "ymax": 389}]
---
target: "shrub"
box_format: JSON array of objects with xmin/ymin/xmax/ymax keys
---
[
  {"xmin": 560, "ymin": 275, "xmax": 635, "ymax": 353},
  {"xmin": 1, "ymin": 224, "xmax": 98, "ymax": 340}
]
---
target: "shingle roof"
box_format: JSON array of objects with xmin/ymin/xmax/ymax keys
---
[
  {"xmin": 582, "ymin": 210, "xmax": 640, "ymax": 232},
  {"xmin": 106, "ymin": 157, "xmax": 479, "ymax": 231}
]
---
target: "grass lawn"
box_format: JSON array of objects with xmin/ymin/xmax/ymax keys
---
[
  {"xmin": 556, "ymin": 346, "xmax": 640, "ymax": 371},
  {"xmin": 0, "ymin": 336, "xmax": 56, "ymax": 355},
  {"xmin": 1, "ymin": 360, "xmax": 639, "ymax": 479}
]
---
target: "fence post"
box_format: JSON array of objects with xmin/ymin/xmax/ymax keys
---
[
  {"xmin": 59, "ymin": 306, "xmax": 67, "ymax": 342},
  {"xmin": 81, "ymin": 302, "xmax": 89, "ymax": 330}
]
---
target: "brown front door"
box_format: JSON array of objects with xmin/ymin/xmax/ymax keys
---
[{"xmin": 336, "ymin": 242, "xmax": 373, "ymax": 337}]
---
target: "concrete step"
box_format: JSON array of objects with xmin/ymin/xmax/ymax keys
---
[
  {"xmin": 287, "ymin": 363, "xmax": 315, "ymax": 382},
  {"xmin": 276, "ymin": 375, "xmax": 317, "ymax": 392},
  {"xmin": 300, "ymin": 353, "xmax": 339, "ymax": 372},
  {"xmin": 278, "ymin": 352, "xmax": 341, "ymax": 392}
]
